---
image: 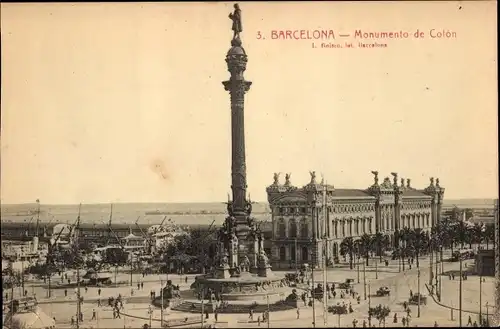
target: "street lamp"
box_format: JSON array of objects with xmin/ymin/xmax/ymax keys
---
[
  {"xmin": 417, "ymin": 269, "xmax": 421, "ymax": 318},
  {"xmin": 148, "ymin": 305, "xmax": 153, "ymax": 328}
]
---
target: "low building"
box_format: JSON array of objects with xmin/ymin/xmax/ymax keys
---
[{"xmin": 267, "ymin": 172, "xmax": 445, "ymax": 269}]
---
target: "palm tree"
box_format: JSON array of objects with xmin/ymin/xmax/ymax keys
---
[
  {"xmin": 470, "ymin": 223, "xmax": 484, "ymax": 249},
  {"xmin": 358, "ymin": 234, "xmax": 373, "ymax": 266},
  {"xmin": 399, "ymin": 227, "xmax": 413, "ymax": 269},
  {"xmin": 340, "ymin": 237, "xmax": 356, "ymax": 270},
  {"xmin": 372, "ymin": 232, "xmax": 390, "ymax": 262},
  {"xmin": 408, "ymin": 228, "xmax": 428, "ymax": 268}
]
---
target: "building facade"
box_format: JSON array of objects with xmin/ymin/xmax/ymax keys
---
[{"xmin": 267, "ymin": 171, "xmax": 445, "ymax": 269}]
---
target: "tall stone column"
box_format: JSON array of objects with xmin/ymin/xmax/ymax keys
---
[{"xmin": 222, "ymin": 26, "xmax": 253, "ymax": 266}]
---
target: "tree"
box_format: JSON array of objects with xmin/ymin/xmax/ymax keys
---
[
  {"xmin": 372, "ymin": 232, "xmax": 390, "ymax": 263},
  {"xmin": 470, "ymin": 223, "xmax": 484, "ymax": 249},
  {"xmin": 399, "ymin": 227, "xmax": 413, "ymax": 270},
  {"xmin": 329, "ymin": 304, "xmax": 348, "ymax": 327},
  {"xmin": 369, "ymin": 304, "xmax": 391, "ymax": 327},
  {"xmin": 340, "ymin": 237, "xmax": 356, "ymax": 270},
  {"xmin": 162, "ymin": 227, "xmax": 215, "ymax": 273},
  {"xmin": 465, "ymin": 208, "xmax": 474, "ymax": 220},
  {"xmin": 407, "ymin": 228, "xmax": 428, "ymax": 268},
  {"xmin": 358, "ymin": 234, "xmax": 373, "ymax": 266}
]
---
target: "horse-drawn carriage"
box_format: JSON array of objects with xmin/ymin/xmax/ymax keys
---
[
  {"xmin": 409, "ymin": 293, "xmax": 427, "ymax": 305},
  {"xmin": 376, "ymin": 286, "xmax": 390, "ymax": 297}
]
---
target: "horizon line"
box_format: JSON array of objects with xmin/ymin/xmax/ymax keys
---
[{"xmin": 1, "ymin": 197, "xmax": 498, "ymax": 207}]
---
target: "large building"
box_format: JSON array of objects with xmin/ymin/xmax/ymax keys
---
[{"xmin": 267, "ymin": 171, "xmax": 445, "ymax": 269}]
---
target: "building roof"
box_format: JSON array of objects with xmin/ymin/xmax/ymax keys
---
[
  {"xmin": 401, "ymin": 189, "xmax": 431, "ymax": 198},
  {"xmin": 330, "ymin": 189, "xmax": 374, "ymax": 198}
]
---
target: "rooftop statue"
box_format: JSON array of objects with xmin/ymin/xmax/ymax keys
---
[
  {"xmin": 371, "ymin": 170, "xmax": 379, "ymax": 185},
  {"xmin": 273, "ymin": 172, "xmax": 281, "ymax": 185},
  {"xmin": 309, "ymin": 171, "xmax": 316, "ymax": 184},
  {"xmin": 284, "ymin": 173, "xmax": 291, "ymax": 186}
]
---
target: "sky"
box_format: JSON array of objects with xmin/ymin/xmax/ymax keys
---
[{"xmin": 1, "ymin": 1, "xmax": 498, "ymax": 205}]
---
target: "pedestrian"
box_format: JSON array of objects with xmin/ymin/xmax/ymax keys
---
[
  {"xmin": 137, "ymin": 283, "xmax": 140, "ymax": 290},
  {"xmin": 71, "ymin": 316, "xmax": 75, "ymax": 325},
  {"xmin": 402, "ymin": 317, "xmax": 406, "ymax": 327},
  {"xmin": 363, "ymin": 320, "xmax": 367, "ymax": 327},
  {"xmin": 473, "ymin": 321, "xmax": 478, "ymax": 327},
  {"xmin": 249, "ymin": 309, "xmax": 254, "ymax": 321},
  {"xmin": 296, "ymin": 308, "xmax": 300, "ymax": 319},
  {"xmin": 98, "ymin": 288, "xmax": 101, "ymax": 296},
  {"xmin": 468, "ymin": 315, "xmax": 472, "ymax": 326},
  {"xmin": 185, "ymin": 277, "xmax": 188, "ymax": 284},
  {"xmin": 64, "ymin": 289, "xmax": 68, "ymax": 297},
  {"xmin": 410, "ymin": 290, "xmax": 413, "ymax": 298},
  {"xmin": 79, "ymin": 312, "xmax": 83, "ymax": 322},
  {"xmin": 85, "ymin": 286, "xmax": 88, "ymax": 293},
  {"xmin": 116, "ymin": 309, "xmax": 121, "ymax": 319},
  {"xmin": 141, "ymin": 282, "xmax": 144, "ymax": 289},
  {"xmin": 434, "ymin": 321, "xmax": 438, "ymax": 327},
  {"xmin": 352, "ymin": 319, "xmax": 358, "ymax": 328},
  {"xmin": 215, "ymin": 311, "xmax": 218, "ymax": 322},
  {"xmin": 97, "ymin": 298, "xmax": 101, "ymax": 307},
  {"xmin": 92, "ymin": 309, "xmax": 96, "ymax": 320},
  {"xmin": 205, "ymin": 310, "xmax": 209, "ymax": 319}
]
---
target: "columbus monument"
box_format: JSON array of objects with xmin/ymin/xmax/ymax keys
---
[{"xmin": 186, "ymin": 4, "xmax": 290, "ymax": 310}]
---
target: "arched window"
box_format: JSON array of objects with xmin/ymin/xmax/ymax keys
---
[
  {"xmin": 289, "ymin": 220, "xmax": 298, "ymax": 238},
  {"xmin": 278, "ymin": 219, "xmax": 286, "ymax": 238},
  {"xmin": 355, "ymin": 219, "xmax": 359, "ymax": 235},
  {"xmin": 300, "ymin": 221, "xmax": 308, "ymax": 238},
  {"xmin": 279, "ymin": 246, "xmax": 286, "ymax": 261},
  {"xmin": 334, "ymin": 221, "xmax": 338, "ymax": 237},
  {"xmin": 291, "ymin": 246, "xmax": 296, "ymax": 261},
  {"xmin": 426, "ymin": 214, "xmax": 430, "ymax": 227},
  {"xmin": 412, "ymin": 216, "xmax": 416, "ymax": 228},
  {"xmin": 386, "ymin": 215, "xmax": 390, "ymax": 231},
  {"xmin": 342, "ymin": 221, "xmax": 346, "ymax": 237},
  {"xmin": 301, "ymin": 246, "xmax": 309, "ymax": 261}
]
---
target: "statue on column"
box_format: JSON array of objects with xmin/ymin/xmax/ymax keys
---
[
  {"xmin": 228, "ymin": 4, "xmax": 243, "ymax": 40},
  {"xmin": 220, "ymin": 250, "xmax": 229, "ymax": 268},
  {"xmin": 258, "ymin": 249, "xmax": 270, "ymax": 268},
  {"xmin": 240, "ymin": 255, "xmax": 250, "ymax": 272}
]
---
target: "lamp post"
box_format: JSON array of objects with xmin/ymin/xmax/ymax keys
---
[
  {"xmin": 417, "ymin": 268, "xmax": 421, "ymax": 318},
  {"xmin": 368, "ymin": 284, "xmax": 372, "ymax": 327},
  {"xmin": 479, "ymin": 274, "xmax": 483, "ymax": 322},
  {"xmin": 311, "ymin": 248, "xmax": 316, "ymax": 328},
  {"xmin": 357, "ymin": 256, "xmax": 360, "ymax": 283},
  {"xmin": 363, "ymin": 261, "xmax": 367, "ymax": 300},
  {"xmin": 148, "ymin": 305, "xmax": 153, "ymax": 328},
  {"xmin": 459, "ymin": 255, "xmax": 463, "ymax": 327},
  {"xmin": 266, "ymin": 294, "xmax": 270, "ymax": 328}
]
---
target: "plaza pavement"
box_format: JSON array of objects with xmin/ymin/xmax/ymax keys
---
[{"xmin": 27, "ymin": 251, "xmax": 497, "ymax": 328}]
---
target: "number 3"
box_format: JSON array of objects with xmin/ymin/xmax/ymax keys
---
[{"xmin": 256, "ymin": 31, "xmax": 262, "ymax": 39}]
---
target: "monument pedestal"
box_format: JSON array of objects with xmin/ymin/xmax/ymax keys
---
[{"xmin": 215, "ymin": 266, "xmax": 231, "ymax": 279}]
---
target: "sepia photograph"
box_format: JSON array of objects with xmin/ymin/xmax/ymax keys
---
[{"xmin": 1, "ymin": 2, "xmax": 498, "ymax": 328}]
